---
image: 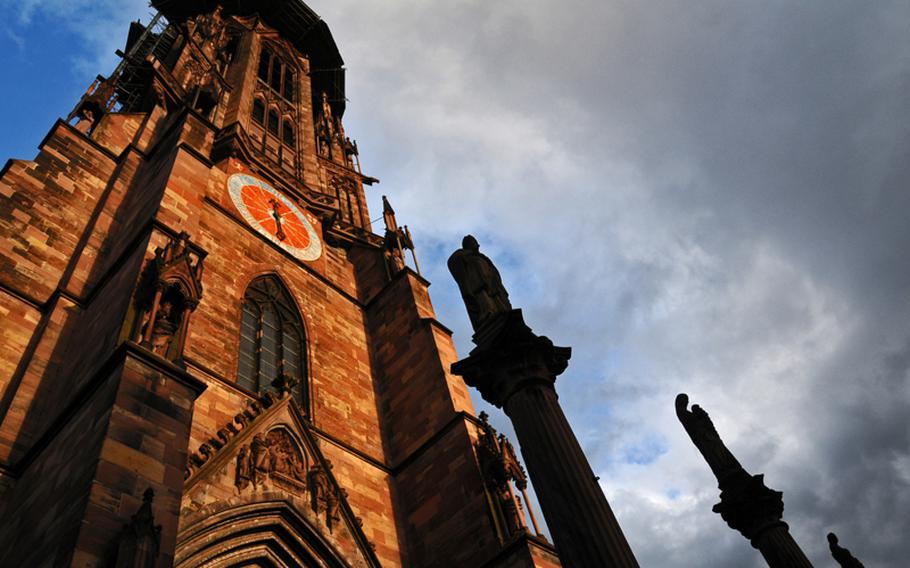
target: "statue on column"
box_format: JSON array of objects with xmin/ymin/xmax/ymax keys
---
[
  {"xmin": 447, "ymin": 235, "xmax": 512, "ymax": 331},
  {"xmin": 828, "ymin": 533, "xmax": 865, "ymax": 568},
  {"xmin": 675, "ymin": 393, "xmax": 744, "ymax": 480},
  {"xmin": 676, "ymin": 394, "xmax": 813, "ymax": 567}
]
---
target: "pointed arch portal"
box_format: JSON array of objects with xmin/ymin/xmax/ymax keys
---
[{"xmin": 175, "ymin": 501, "xmax": 349, "ymax": 568}]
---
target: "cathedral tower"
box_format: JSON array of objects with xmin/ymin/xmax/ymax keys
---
[{"xmin": 0, "ymin": 2, "xmax": 559, "ymax": 566}]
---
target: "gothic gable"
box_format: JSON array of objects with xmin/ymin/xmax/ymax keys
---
[{"xmin": 178, "ymin": 395, "xmax": 379, "ymax": 568}]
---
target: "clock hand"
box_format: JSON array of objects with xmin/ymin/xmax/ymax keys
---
[{"xmin": 269, "ymin": 199, "xmax": 287, "ymax": 241}]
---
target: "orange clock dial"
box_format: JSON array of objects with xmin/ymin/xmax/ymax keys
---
[{"xmin": 228, "ymin": 173, "xmax": 322, "ymax": 261}]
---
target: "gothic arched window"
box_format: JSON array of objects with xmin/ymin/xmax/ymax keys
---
[
  {"xmin": 282, "ymin": 119, "xmax": 296, "ymax": 148},
  {"xmin": 252, "ymin": 98, "xmax": 266, "ymax": 125},
  {"xmin": 267, "ymin": 108, "xmax": 280, "ymax": 136},
  {"xmin": 257, "ymin": 47, "xmax": 297, "ymax": 103},
  {"xmin": 237, "ymin": 275, "xmax": 307, "ymax": 409}
]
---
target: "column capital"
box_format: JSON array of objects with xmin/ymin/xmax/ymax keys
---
[
  {"xmin": 713, "ymin": 471, "xmax": 786, "ymax": 545},
  {"xmin": 451, "ymin": 310, "xmax": 571, "ymax": 409}
]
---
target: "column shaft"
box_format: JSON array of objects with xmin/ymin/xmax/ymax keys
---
[
  {"xmin": 756, "ymin": 526, "xmax": 815, "ymax": 568},
  {"xmin": 505, "ymin": 384, "xmax": 639, "ymax": 568}
]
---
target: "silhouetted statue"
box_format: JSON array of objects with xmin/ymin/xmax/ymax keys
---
[
  {"xmin": 675, "ymin": 393, "xmax": 743, "ymax": 480},
  {"xmin": 447, "ymin": 235, "xmax": 512, "ymax": 331},
  {"xmin": 828, "ymin": 533, "xmax": 865, "ymax": 568},
  {"xmin": 675, "ymin": 394, "xmax": 814, "ymax": 568}
]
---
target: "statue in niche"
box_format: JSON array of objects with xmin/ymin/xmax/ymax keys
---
[
  {"xmin": 384, "ymin": 246, "xmax": 406, "ymax": 273},
  {"xmin": 497, "ymin": 484, "xmax": 525, "ymax": 535},
  {"xmin": 315, "ymin": 119, "xmax": 331, "ymax": 158},
  {"xmin": 475, "ymin": 413, "xmax": 532, "ymax": 538},
  {"xmin": 140, "ymin": 297, "xmax": 178, "ymax": 355},
  {"xmin": 74, "ymin": 108, "xmax": 96, "ymax": 134},
  {"xmin": 828, "ymin": 533, "xmax": 865, "ymax": 568},
  {"xmin": 675, "ymin": 394, "xmax": 744, "ymax": 480},
  {"xmin": 133, "ymin": 231, "xmax": 204, "ymax": 363},
  {"xmin": 320, "ymin": 91, "xmax": 335, "ymax": 137},
  {"xmin": 447, "ymin": 235, "xmax": 512, "ymax": 331}
]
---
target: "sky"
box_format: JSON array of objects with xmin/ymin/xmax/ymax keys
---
[{"xmin": 2, "ymin": 0, "xmax": 909, "ymax": 566}]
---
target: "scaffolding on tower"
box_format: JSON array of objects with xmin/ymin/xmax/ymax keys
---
[{"xmin": 68, "ymin": 12, "xmax": 179, "ymax": 122}]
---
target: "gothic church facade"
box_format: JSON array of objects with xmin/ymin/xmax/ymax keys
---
[{"xmin": 0, "ymin": 2, "xmax": 560, "ymax": 566}]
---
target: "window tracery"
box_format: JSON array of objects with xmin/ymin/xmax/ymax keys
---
[
  {"xmin": 249, "ymin": 43, "xmax": 301, "ymax": 177},
  {"xmin": 237, "ymin": 275, "xmax": 307, "ymax": 409}
]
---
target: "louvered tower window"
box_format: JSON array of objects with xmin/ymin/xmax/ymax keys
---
[{"xmin": 237, "ymin": 275, "xmax": 307, "ymax": 409}]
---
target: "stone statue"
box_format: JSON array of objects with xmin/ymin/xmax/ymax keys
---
[
  {"xmin": 447, "ymin": 235, "xmax": 512, "ymax": 331},
  {"xmin": 250, "ymin": 433, "xmax": 271, "ymax": 486},
  {"xmin": 497, "ymin": 484, "xmax": 525, "ymax": 535},
  {"xmin": 675, "ymin": 393, "xmax": 743, "ymax": 481},
  {"xmin": 141, "ymin": 299, "xmax": 178, "ymax": 356},
  {"xmin": 235, "ymin": 446, "xmax": 253, "ymax": 492},
  {"xmin": 320, "ymin": 91, "xmax": 335, "ymax": 138},
  {"xmin": 828, "ymin": 533, "xmax": 865, "ymax": 568}
]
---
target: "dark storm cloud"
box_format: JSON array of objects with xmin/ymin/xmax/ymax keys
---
[
  {"xmin": 316, "ymin": 0, "xmax": 910, "ymax": 565},
  {"xmin": 9, "ymin": 0, "xmax": 906, "ymax": 564}
]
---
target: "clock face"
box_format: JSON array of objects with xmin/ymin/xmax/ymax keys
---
[{"xmin": 228, "ymin": 173, "xmax": 322, "ymax": 262}]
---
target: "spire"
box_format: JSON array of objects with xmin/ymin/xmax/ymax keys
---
[{"xmin": 382, "ymin": 195, "xmax": 398, "ymax": 233}]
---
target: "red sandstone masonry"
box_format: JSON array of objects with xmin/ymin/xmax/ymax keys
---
[{"xmin": 0, "ymin": 7, "xmax": 562, "ymax": 568}]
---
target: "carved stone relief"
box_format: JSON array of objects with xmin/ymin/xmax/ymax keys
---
[{"xmin": 232, "ymin": 426, "xmax": 341, "ymax": 531}]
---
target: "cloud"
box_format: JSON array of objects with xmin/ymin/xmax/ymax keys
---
[
  {"xmin": 4, "ymin": 0, "xmax": 906, "ymax": 564},
  {"xmin": 313, "ymin": 0, "xmax": 910, "ymax": 564}
]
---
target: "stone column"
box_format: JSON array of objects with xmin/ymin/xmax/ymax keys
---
[
  {"xmin": 676, "ymin": 394, "xmax": 814, "ymax": 568},
  {"xmin": 453, "ymin": 310, "xmax": 639, "ymax": 568}
]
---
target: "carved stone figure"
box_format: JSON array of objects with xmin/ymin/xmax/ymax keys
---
[
  {"xmin": 384, "ymin": 246, "xmax": 406, "ymax": 273},
  {"xmin": 139, "ymin": 296, "xmax": 179, "ymax": 356},
  {"xmin": 235, "ymin": 446, "xmax": 253, "ymax": 492},
  {"xmin": 675, "ymin": 393, "xmax": 743, "ymax": 480},
  {"xmin": 316, "ymin": 119, "xmax": 331, "ymax": 157},
  {"xmin": 320, "ymin": 91, "xmax": 335, "ymax": 137},
  {"xmin": 447, "ymin": 235, "xmax": 512, "ymax": 331},
  {"xmin": 308, "ymin": 463, "xmax": 340, "ymax": 530},
  {"xmin": 266, "ymin": 429, "xmax": 307, "ymax": 482},
  {"xmin": 828, "ymin": 533, "xmax": 865, "ymax": 568},
  {"xmin": 308, "ymin": 464, "xmax": 329, "ymax": 513},
  {"xmin": 75, "ymin": 108, "xmax": 95, "ymax": 133},
  {"xmin": 497, "ymin": 484, "xmax": 525, "ymax": 535},
  {"xmin": 250, "ymin": 433, "xmax": 272, "ymax": 486}
]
